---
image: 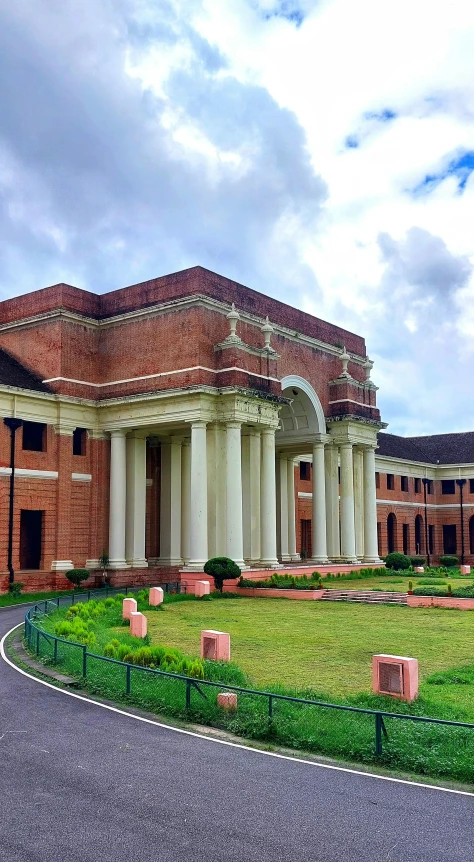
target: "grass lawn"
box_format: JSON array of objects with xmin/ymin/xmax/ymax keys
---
[
  {"xmin": 146, "ymin": 597, "xmax": 474, "ymax": 712},
  {"xmin": 321, "ymin": 574, "xmax": 473, "ymax": 592}
]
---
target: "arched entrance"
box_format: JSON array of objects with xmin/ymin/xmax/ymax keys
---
[
  {"xmin": 387, "ymin": 513, "xmax": 397, "ymax": 554},
  {"xmin": 415, "ymin": 514, "xmax": 423, "ymax": 555}
]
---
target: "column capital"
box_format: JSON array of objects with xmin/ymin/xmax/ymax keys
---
[
  {"xmin": 224, "ymin": 420, "xmax": 242, "ymax": 430},
  {"xmin": 109, "ymin": 428, "xmax": 127, "ymax": 439},
  {"xmin": 261, "ymin": 425, "xmax": 276, "ymax": 437},
  {"xmin": 127, "ymin": 429, "xmax": 148, "ymax": 440},
  {"xmin": 189, "ymin": 420, "xmax": 208, "ymax": 430}
]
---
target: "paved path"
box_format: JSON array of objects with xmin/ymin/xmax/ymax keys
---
[{"xmin": 1, "ymin": 604, "xmax": 473, "ymax": 861}]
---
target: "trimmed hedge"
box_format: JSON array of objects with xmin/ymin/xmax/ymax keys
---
[{"xmin": 384, "ymin": 553, "xmax": 411, "ymax": 570}]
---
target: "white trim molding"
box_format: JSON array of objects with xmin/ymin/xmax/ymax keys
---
[
  {"xmin": 0, "ymin": 467, "xmax": 58, "ymax": 480},
  {"xmin": 71, "ymin": 473, "xmax": 92, "ymax": 482}
]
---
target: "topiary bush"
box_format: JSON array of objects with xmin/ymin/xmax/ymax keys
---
[
  {"xmin": 65, "ymin": 568, "xmax": 90, "ymax": 588},
  {"xmin": 383, "ymin": 553, "xmax": 411, "ymax": 570},
  {"xmin": 203, "ymin": 557, "xmax": 241, "ymax": 592},
  {"xmin": 439, "ymin": 555, "xmax": 459, "ymax": 567}
]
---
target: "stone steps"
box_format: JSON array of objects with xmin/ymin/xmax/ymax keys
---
[{"xmin": 321, "ymin": 589, "xmax": 407, "ymax": 605}]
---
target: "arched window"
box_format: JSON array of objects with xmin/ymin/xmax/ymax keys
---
[
  {"xmin": 470, "ymin": 515, "xmax": 474, "ymax": 555},
  {"xmin": 387, "ymin": 513, "xmax": 397, "ymax": 554},
  {"xmin": 415, "ymin": 515, "xmax": 423, "ymax": 555}
]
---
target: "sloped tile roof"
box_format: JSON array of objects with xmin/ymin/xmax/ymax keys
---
[{"xmin": 377, "ymin": 431, "xmax": 474, "ymax": 465}]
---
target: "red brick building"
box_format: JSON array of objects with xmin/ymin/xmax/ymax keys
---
[{"xmin": 0, "ymin": 265, "xmax": 470, "ymax": 592}]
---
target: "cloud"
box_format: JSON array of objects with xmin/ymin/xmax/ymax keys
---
[{"xmin": 0, "ymin": 0, "xmax": 474, "ymax": 436}]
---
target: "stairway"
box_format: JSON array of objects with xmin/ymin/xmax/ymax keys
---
[{"xmin": 321, "ymin": 589, "xmax": 407, "ymax": 605}]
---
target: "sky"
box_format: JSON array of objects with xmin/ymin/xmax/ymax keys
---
[{"xmin": 0, "ymin": 0, "xmax": 473, "ymax": 437}]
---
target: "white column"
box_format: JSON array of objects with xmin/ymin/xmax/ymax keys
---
[
  {"xmin": 125, "ymin": 433, "xmax": 148, "ymax": 568},
  {"xmin": 311, "ymin": 441, "xmax": 328, "ymax": 563},
  {"xmin": 278, "ymin": 455, "xmax": 290, "ymax": 562},
  {"xmin": 287, "ymin": 458, "xmax": 298, "ymax": 561},
  {"xmin": 340, "ymin": 442, "xmax": 357, "ymax": 562},
  {"xmin": 260, "ymin": 427, "xmax": 279, "ymax": 567},
  {"xmin": 159, "ymin": 437, "xmax": 183, "ymax": 565},
  {"xmin": 325, "ymin": 444, "xmax": 340, "ymax": 559},
  {"xmin": 242, "ymin": 429, "xmax": 261, "ymax": 564},
  {"xmin": 189, "ymin": 421, "xmax": 208, "ymax": 567},
  {"xmin": 225, "ymin": 421, "xmax": 244, "ymax": 567},
  {"xmin": 108, "ymin": 429, "xmax": 128, "ymax": 569},
  {"xmin": 363, "ymin": 445, "xmax": 380, "ymax": 563},
  {"xmin": 353, "ymin": 447, "xmax": 364, "ymax": 560},
  {"xmin": 181, "ymin": 438, "xmax": 191, "ymax": 565}
]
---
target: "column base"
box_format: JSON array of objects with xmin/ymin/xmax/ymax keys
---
[
  {"xmin": 280, "ymin": 554, "xmax": 292, "ymax": 563},
  {"xmin": 363, "ymin": 556, "xmax": 382, "ymax": 564},
  {"xmin": 156, "ymin": 557, "xmax": 184, "ymax": 567},
  {"xmin": 259, "ymin": 559, "xmax": 280, "ymax": 569},
  {"xmin": 51, "ymin": 560, "xmax": 74, "ymax": 572},
  {"xmin": 340, "ymin": 556, "xmax": 358, "ymax": 564},
  {"xmin": 85, "ymin": 559, "xmax": 100, "ymax": 570},
  {"xmin": 108, "ymin": 559, "xmax": 130, "ymax": 570},
  {"xmin": 128, "ymin": 559, "xmax": 149, "ymax": 569},
  {"xmin": 309, "ymin": 557, "xmax": 329, "ymax": 565},
  {"xmin": 182, "ymin": 562, "xmax": 207, "ymax": 571}
]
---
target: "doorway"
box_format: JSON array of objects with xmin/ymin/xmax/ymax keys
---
[
  {"xmin": 20, "ymin": 510, "xmax": 43, "ymax": 570},
  {"xmin": 300, "ymin": 519, "xmax": 312, "ymax": 559}
]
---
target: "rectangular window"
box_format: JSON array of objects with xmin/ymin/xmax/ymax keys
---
[
  {"xmin": 375, "ymin": 472, "xmax": 380, "ymax": 489},
  {"xmin": 402, "ymin": 523, "xmax": 409, "ymax": 555},
  {"xmin": 73, "ymin": 427, "xmax": 87, "ymax": 456},
  {"xmin": 299, "ymin": 461, "xmax": 310, "ymax": 481},
  {"xmin": 300, "ymin": 519, "xmax": 312, "ymax": 558},
  {"xmin": 401, "ymin": 476, "xmax": 409, "ymax": 492},
  {"xmin": 414, "ymin": 478, "xmax": 421, "ymax": 493},
  {"xmin": 441, "ymin": 480, "xmax": 456, "ymax": 495},
  {"xmin": 442, "ymin": 524, "xmax": 457, "ymax": 555},
  {"xmin": 22, "ymin": 421, "xmax": 46, "ymax": 452},
  {"xmin": 386, "ymin": 474, "xmax": 394, "ymax": 490},
  {"xmin": 429, "ymin": 525, "xmax": 435, "ymax": 555},
  {"xmin": 469, "ymin": 479, "xmax": 474, "ymax": 494},
  {"xmin": 19, "ymin": 510, "xmax": 43, "ymax": 570},
  {"xmin": 426, "ymin": 480, "xmax": 433, "ymax": 495}
]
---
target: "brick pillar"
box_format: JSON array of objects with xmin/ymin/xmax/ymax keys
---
[{"xmin": 51, "ymin": 429, "xmax": 74, "ymax": 571}]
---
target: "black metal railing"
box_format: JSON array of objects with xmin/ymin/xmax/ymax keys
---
[{"xmin": 23, "ymin": 589, "xmax": 474, "ymax": 760}]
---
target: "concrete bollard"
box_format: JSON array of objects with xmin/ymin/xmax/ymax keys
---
[
  {"xmin": 217, "ymin": 692, "xmax": 237, "ymax": 711},
  {"xmin": 122, "ymin": 597, "xmax": 137, "ymax": 620},
  {"xmin": 195, "ymin": 580, "xmax": 211, "ymax": 597},
  {"xmin": 460, "ymin": 565, "xmax": 471, "ymax": 575},
  {"xmin": 201, "ymin": 630, "xmax": 230, "ymax": 661},
  {"xmin": 130, "ymin": 611, "xmax": 147, "ymax": 638},
  {"xmin": 414, "ymin": 567, "xmax": 424, "ymax": 573},
  {"xmin": 149, "ymin": 587, "xmax": 164, "ymax": 606}
]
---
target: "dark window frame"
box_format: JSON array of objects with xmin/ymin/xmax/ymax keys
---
[
  {"xmin": 386, "ymin": 474, "xmax": 394, "ymax": 491},
  {"xmin": 441, "ymin": 479, "xmax": 456, "ymax": 495},
  {"xmin": 73, "ymin": 427, "xmax": 87, "ymax": 457},
  {"xmin": 22, "ymin": 421, "xmax": 47, "ymax": 453},
  {"xmin": 401, "ymin": 476, "xmax": 409, "ymax": 492},
  {"xmin": 299, "ymin": 461, "xmax": 311, "ymax": 481}
]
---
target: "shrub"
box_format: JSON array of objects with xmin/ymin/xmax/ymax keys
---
[
  {"xmin": 439, "ymin": 555, "xmax": 459, "ymax": 567},
  {"xmin": 410, "ymin": 557, "xmax": 425, "ymax": 566},
  {"xmin": 383, "ymin": 553, "xmax": 411, "ymax": 571},
  {"xmin": 203, "ymin": 557, "xmax": 241, "ymax": 592},
  {"xmin": 8, "ymin": 581, "xmax": 24, "ymax": 596},
  {"xmin": 65, "ymin": 568, "xmax": 90, "ymax": 588}
]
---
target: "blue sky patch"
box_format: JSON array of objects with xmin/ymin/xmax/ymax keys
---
[
  {"xmin": 344, "ymin": 135, "xmax": 359, "ymax": 149},
  {"xmin": 364, "ymin": 108, "xmax": 397, "ymax": 122},
  {"xmin": 262, "ymin": 2, "xmax": 305, "ymax": 27},
  {"xmin": 412, "ymin": 150, "xmax": 474, "ymax": 195}
]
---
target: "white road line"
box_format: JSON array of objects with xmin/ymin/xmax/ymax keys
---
[{"xmin": 2, "ymin": 623, "xmax": 474, "ymax": 798}]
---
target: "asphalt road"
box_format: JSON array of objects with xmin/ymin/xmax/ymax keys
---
[{"xmin": 0, "ymin": 604, "xmax": 473, "ymax": 862}]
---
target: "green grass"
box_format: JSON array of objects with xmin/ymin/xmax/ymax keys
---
[
  {"xmin": 0, "ymin": 588, "xmax": 79, "ymax": 607},
  {"xmin": 26, "ymin": 592, "xmax": 474, "ymax": 784}
]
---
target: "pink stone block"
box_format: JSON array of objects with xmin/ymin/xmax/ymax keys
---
[
  {"xmin": 372, "ymin": 654, "xmax": 418, "ymax": 702},
  {"xmin": 122, "ymin": 597, "xmax": 137, "ymax": 620},
  {"xmin": 195, "ymin": 580, "xmax": 211, "ymax": 597},
  {"xmin": 414, "ymin": 566, "xmax": 424, "ymax": 573},
  {"xmin": 461, "ymin": 565, "xmax": 471, "ymax": 575},
  {"xmin": 149, "ymin": 587, "xmax": 164, "ymax": 606},
  {"xmin": 201, "ymin": 630, "xmax": 230, "ymax": 662},
  {"xmin": 217, "ymin": 692, "xmax": 237, "ymax": 711},
  {"xmin": 130, "ymin": 611, "xmax": 147, "ymax": 638}
]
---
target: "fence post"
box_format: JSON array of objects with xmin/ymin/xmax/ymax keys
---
[
  {"xmin": 53, "ymin": 638, "xmax": 58, "ymax": 663},
  {"xmin": 126, "ymin": 664, "xmax": 131, "ymax": 695},
  {"xmin": 36, "ymin": 629, "xmax": 40, "ymax": 656},
  {"xmin": 375, "ymin": 713, "xmax": 383, "ymax": 757},
  {"xmin": 82, "ymin": 646, "xmax": 87, "ymax": 678},
  {"xmin": 268, "ymin": 695, "xmax": 273, "ymax": 719},
  {"xmin": 186, "ymin": 679, "xmax": 191, "ymax": 710},
  {"xmin": 57, "ymin": 596, "xmax": 60, "ymax": 608},
  {"xmin": 88, "ymin": 590, "xmax": 91, "ymax": 601}
]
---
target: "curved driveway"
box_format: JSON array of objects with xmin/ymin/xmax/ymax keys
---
[{"xmin": 1, "ymin": 604, "xmax": 473, "ymax": 862}]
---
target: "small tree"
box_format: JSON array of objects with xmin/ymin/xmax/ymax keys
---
[
  {"xmin": 203, "ymin": 557, "xmax": 241, "ymax": 592},
  {"xmin": 65, "ymin": 568, "xmax": 90, "ymax": 589},
  {"xmin": 440, "ymin": 555, "xmax": 459, "ymax": 568},
  {"xmin": 384, "ymin": 552, "xmax": 411, "ymax": 571}
]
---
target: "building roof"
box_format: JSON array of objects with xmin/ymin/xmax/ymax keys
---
[
  {"xmin": 377, "ymin": 431, "xmax": 474, "ymax": 466},
  {"xmin": 0, "ymin": 348, "xmax": 52, "ymax": 393}
]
